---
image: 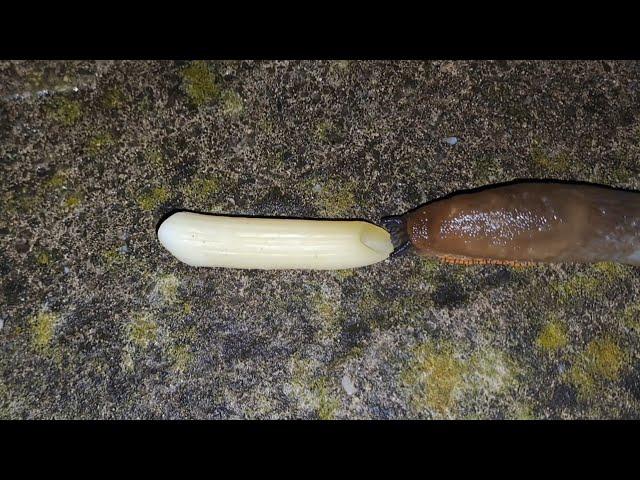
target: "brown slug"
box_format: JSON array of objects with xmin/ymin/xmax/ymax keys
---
[{"xmin": 383, "ymin": 181, "xmax": 640, "ymax": 266}]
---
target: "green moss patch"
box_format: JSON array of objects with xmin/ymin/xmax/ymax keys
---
[
  {"xmin": 401, "ymin": 341, "xmax": 521, "ymax": 418},
  {"xmin": 127, "ymin": 312, "xmax": 158, "ymax": 349},
  {"xmin": 536, "ymin": 319, "xmax": 568, "ymax": 352},
  {"xmin": 30, "ymin": 311, "xmax": 60, "ymax": 351},
  {"xmin": 567, "ymin": 338, "xmax": 626, "ymax": 397},
  {"xmin": 137, "ymin": 186, "xmax": 170, "ymax": 211},
  {"xmin": 47, "ymin": 97, "xmax": 82, "ymax": 126},
  {"xmin": 289, "ymin": 355, "xmax": 341, "ymax": 419},
  {"xmin": 220, "ymin": 89, "xmax": 244, "ymax": 116},
  {"xmin": 86, "ymin": 133, "xmax": 115, "ymax": 156},
  {"xmin": 182, "ymin": 61, "xmax": 221, "ymax": 106},
  {"xmin": 102, "ymin": 87, "xmax": 126, "ymax": 110},
  {"xmin": 530, "ymin": 143, "xmax": 572, "ymax": 177},
  {"xmin": 401, "ymin": 341, "xmax": 467, "ymax": 417}
]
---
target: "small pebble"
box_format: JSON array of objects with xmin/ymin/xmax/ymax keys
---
[
  {"xmin": 341, "ymin": 374, "xmax": 356, "ymax": 395},
  {"xmin": 444, "ymin": 136, "xmax": 458, "ymax": 145}
]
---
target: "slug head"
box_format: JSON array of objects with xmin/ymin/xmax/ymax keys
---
[{"xmin": 381, "ymin": 215, "xmax": 412, "ymax": 258}]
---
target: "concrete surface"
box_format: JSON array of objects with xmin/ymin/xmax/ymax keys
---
[{"xmin": 2, "ymin": 60, "xmax": 640, "ymax": 419}]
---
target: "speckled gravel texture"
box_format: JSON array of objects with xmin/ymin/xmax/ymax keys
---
[{"xmin": 2, "ymin": 60, "xmax": 640, "ymax": 419}]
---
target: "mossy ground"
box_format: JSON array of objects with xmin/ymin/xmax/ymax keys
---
[
  {"xmin": 46, "ymin": 96, "xmax": 82, "ymax": 126},
  {"xmin": 288, "ymin": 354, "xmax": 342, "ymax": 419},
  {"xmin": 127, "ymin": 312, "xmax": 158, "ymax": 349},
  {"xmin": 307, "ymin": 179, "xmax": 357, "ymax": 218},
  {"xmin": 86, "ymin": 132, "xmax": 115, "ymax": 156},
  {"xmin": 567, "ymin": 338, "xmax": 626, "ymax": 398},
  {"xmin": 181, "ymin": 61, "xmax": 221, "ymax": 107},
  {"xmin": 137, "ymin": 186, "xmax": 170, "ymax": 211},
  {"xmin": 536, "ymin": 318, "xmax": 568, "ymax": 352},
  {"xmin": 220, "ymin": 90, "xmax": 244, "ymax": 117},
  {"xmin": 2, "ymin": 60, "xmax": 640, "ymax": 418},
  {"xmin": 30, "ymin": 311, "xmax": 59, "ymax": 351}
]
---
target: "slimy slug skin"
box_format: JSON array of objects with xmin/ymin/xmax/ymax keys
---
[
  {"xmin": 384, "ymin": 182, "xmax": 640, "ymax": 266},
  {"xmin": 158, "ymin": 212, "xmax": 394, "ymax": 270}
]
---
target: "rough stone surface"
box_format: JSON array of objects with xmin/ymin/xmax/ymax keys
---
[{"xmin": 2, "ymin": 60, "xmax": 640, "ymax": 419}]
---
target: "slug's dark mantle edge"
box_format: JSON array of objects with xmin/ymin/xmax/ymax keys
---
[{"xmin": 381, "ymin": 215, "xmax": 412, "ymax": 258}]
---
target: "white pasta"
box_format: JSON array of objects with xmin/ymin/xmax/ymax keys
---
[{"xmin": 158, "ymin": 212, "xmax": 394, "ymax": 270}]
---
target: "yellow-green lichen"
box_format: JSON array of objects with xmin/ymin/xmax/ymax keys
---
[
  {"xmin": 531, "ymin": 143, "xmax": 571, "ymax": 176},
  {"xmin": 510, "ymin": 403, "xmax": 536, "ymax": 420},
  {"xmin": 401, "ymin": 342, "xmax": 520, "ymax": 418},
  {"xmin": 121, "ymin": 345, "xmax": 135, "ymax": 373},
  {"xmin": 333, "ymin": 269, "xmax": 355, "ymax": 280},
  {"xmin": 313, "ymin": 180, "xmax": 356, "ymax": 217},
  {"xmin": 590, "ymin": 261, "xmax": 630, "ymax": 279},
  {"xmin": 552, "ymin": 262, "xmax": 630, "ymax": 304},
  {"xmin": 289, "ymin": 355, "xmax": 341, "ymax": 420},
  {"xmin": 316, "ymin": 120, "xmax": 330, "ymax": 138},
  {"xmin": 314, "ymin": 377, "xmax": 340, "ymax": 420},
  {"xmin": 101, "ymin": 245, "xmax": 151, "ymax": 275},
  {"xmin": 466, "ymin": 349, "xmax": 519, "ymax": 400},
  {"xmin": 414, "ymin": 257, "xmax": 441, "ymax": 282},
  {"xmin": 168, "ymin": 344, "xmax": 192, "ymax": 373},
  {"xmin": 35, "ymin": 250, "xmax": 51, "ymax": 266},
  {"xmin": 101, "ymin": 247, "xmax": 123, "ymax": 268},
  {"xmin": 220, "ymin": 89, "xmax": 244, "ymax": 116},
  {"xmin": 45, "ymin": 171, "xmax": 67, "ymax": 189},
  {"xmin": 182, "ymin": 61, "xmax": 221, "ymax": 106},
  {"xmin": 536, "ymin": 319, "xmax": 568, "ymax": 352},
  {"xmin": 622, "ymin": 303, "xmax": 640, "ymax": 333},
  {"xmin": 183, "ymin": 176, "xmax": 220, "ymax": 205},
  {"xmin": 258, "ymin": 118, "xmax": 275, "ymax": 135},
  {"xmin": 0, "ymin": 381, "xmax": 7, "ymax": 401},
  {"xmin": 47, "ymin": 96, "xmax": 82, "ymax": 126},
  {"xmin": 356, "ymin": 286, "xmax": 381, "ymax": 316},
  {"xmin": 0, "ymin": 381, "xmax": 13, "ymax": 420},
  {"xmin": 127, "ymin": 312, "xmax": 158, "ymax": 349},
  {"xmin": 554, "ymin": 274, "xmax": 601, "ymax": 300},
  {"xmin": 266, "ymin": 150, "xmax": 287, "ymax": 171},
  {"xmin": 143, "ymin": 148, "xmax": 165, "ymax": 169},
  {"xmin": 25, "ymin": 70, "xmax": 45, "ymax": 90},
  {"xmin": 30, "ymin": 311, "xmax": 59, "ymax": 351},
  {"xmin": 102, "ymin": 87, "xmax": 126, "ymax": 110},
  {"xmin": 63, "ymin": 194, "xmax": 81, "ymax": 209},
  {"xmin": 0, "ymin": 380, "xmax": 8, "ymax": 404},
  {"xmin": 310, "ymin": 290, "xmax": 342, "ymax": 344},
  {"xmin": 86, "ymin": 133, "xmax": 115, "ymax": 156},
  {"xmin": 401, "ymin": 341, "xmax": 467, "ymax": 417},
  {"xmin": 6, "ymin": 188, "xmax": 38, "ymax": 214},
  {"xmin": 605, "ymin": 153, "xmax": 636, "ymax": 186},
  {"xmin": 137, "ymin": 186, "xmax": 170, "ymax": 211},
  {"xmin": 149, "ymin": 274, "xmax": 180, "ymax": 306},
  {"xmin": 567, "ymin": 338, "xmax": 626, "ymax": 397},
  {"xmin": 327, "ymin": 345, "xmax": 365, "ymax": 371},
  {"xmin": 472, "ymin": 156, "xmax": 504, "ymax": 184},
  {"xmin": 138, "ymin": 94, "xmax": 153, "ymax": 112}
]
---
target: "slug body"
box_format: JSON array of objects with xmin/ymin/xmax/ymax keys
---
[{"xmin": 390, "ymin": 182, "xmax": 640, "ymax": 266}]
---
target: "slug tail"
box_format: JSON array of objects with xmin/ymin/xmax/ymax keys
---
[{"xmin": 381, "ymin": 214, "xmax": 412, "ymax": 258}]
